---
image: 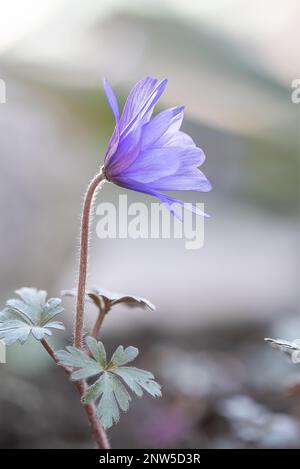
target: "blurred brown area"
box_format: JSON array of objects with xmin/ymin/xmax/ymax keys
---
[{"xmin": 0, "ymin": 0, "xmax": 299, "ymax": 449}]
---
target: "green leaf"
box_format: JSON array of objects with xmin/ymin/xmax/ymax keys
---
[
  {"xmin": 139, "ymin": 379, "xmax": 162, "ymax": 397},
  {"xmin": 84, "ymin": 373, "xmax": 131, "ymax": 429},
  {"xmin": 113, "ymin": 369, "xmax": 143, "ymax": 396},
  {"xmin": 95, "ymin": 374, "xmax": 121, "ymax": 429},
  {"xmin": 70, "ymin": 367, "xmax": 101, "ymax": 381},
  {"xmin": 0, "ymin": 288, "xmax": 65, "ymax": 345},
  {"xmin": 109, "ymin": 345, "xmax": 139, "ymax": 367},
  {"xmin": 86, "ymin": 336, "xmax": 107, "ymax": 367},
  {"xmin": 56, "ymin": 346, "xmax": 102, "ymax": 370},
  {"xmin": 63, "ymin": 337, "xmax": 161, "ymax": 429},
  {"xmin": 105, "ymin": 374, "xmax": 131, "ymax": 426},
  {"xmin": 114, "ymin": 367, "xmax": 162, "ymax": 397},
  {"xmin": 81, "ymin": 376, "xmax": 104, "ymax": 404}
]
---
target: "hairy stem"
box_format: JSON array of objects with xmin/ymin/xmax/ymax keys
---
[
  {"xmin": 74, "ymin": 380, "xmax": 110, "ymax": 450},
  {"xmin": 71, "ymin": 168, "xmax": 109, "ymax": 448},
  {"xmin": 40, "ymin": 338, "xmax": 71, "ymax": 373},
  {"xmin": 40, "ymin": 338, "xmax": 110, "ymax": 449},
  {"xmin": 74, "ymin": 169, "xmax": 106, "ymax": 349},
  {"xmin": 91, "ymin": 306, "xmax": 109, "ymax": 338}
]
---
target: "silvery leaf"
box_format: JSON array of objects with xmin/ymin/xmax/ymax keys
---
[
  {"xmin": 86, "ymin": 336, "xmax": 107, "ymax": 367},
  {"xmin": 64, "ymin": 337, "xmax": 161, "ymax": 429},
  {"xmin": 109, "ymin": 345, "xmax": 139, "ymax": 367},
  {"xmin": 94, "ymin": 374, "xmax": 121, "ymax": 429},
  {"xmin": 15, "ymin": 287, "xmax": 47, "ymax": 309},
  {"xmin": 265, "ymin": 338, "xmax": 300, "ymax": 353},
  {"xmin": 265, "ymin": 337, "xmax": 300, "ymax": 364},
  {"xmin": 0, "ymin": 288, "xmax": 65, "ymax": 345},
  {"xmin": 62, "ymin": 288, "xmax": 155, "ymax": 312},
  {"xmin": 45, "ymin": 321, "xmax": 65, "ymax": 330},
  {"xmin": 113, "ymin": 366, "xmax": 161, "ymax": 398},
  {"xmin": 70, "ymin": 366, "xmax": 101, "ymax": 381},
  {"xmin": 56, "ymin": 346, "xmax": 102, "ymax": 370},
  {"xmin": 0, "ymin": 325, "xmax": 32, "ymax": 345}
]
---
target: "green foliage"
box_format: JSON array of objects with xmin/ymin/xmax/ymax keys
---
[
  {"xmin": 56, "ymin": 337, "xmax": 161, "ymax": 429},
  {"xmin": 0, "ymin": 287, "xmax": 65, "ymax": 345}
]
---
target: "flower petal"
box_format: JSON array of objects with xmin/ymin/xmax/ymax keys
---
[
  {"xmin": 103, "ymin": 80, "xmax": 121, "ymax": 161},
  {"xmin": 112, "ymin": 178, "xmax": 209, "ymax": 220},
  {"xmin": 120, "ymin": 77, "xmax": 167, "ymax": 138},
  {"xmin": 174, "ymin": 146, "xmax": 206, "ymax": 167},
  {"xmin": 105, "ymin": 77, "xmax": 168, "ymax": 172},
  {"xmin": 119, "ymin": 77, "xmax": 156, "ymax": 127},
  {"xmin": 105, "ymin": 123, "xmax": 142, "ymax": 177},
  {"xmin": 103, "ymin": 78, "xmax": 119, "ymax": 122},
  {"xmin": 103, "ymin": 77, "xmax": 211, "ymax": 220},
  {"xmin": 120, "ymin": 147, "xmax": 180, "ymax": 183},
  {"xmin": 141, "ymin": 106, "xmax": 184, "ymax": 149},
  {"xmin": 160, "ymin": 130, "xmax": 196, "ymax": 148},
  {"xmin": 148, "ymin": 168, "xmax": 212, "ymax": 192},
  {"xmin": 150, "ymin": 192, "xmax": 208, "ymax": 220}
]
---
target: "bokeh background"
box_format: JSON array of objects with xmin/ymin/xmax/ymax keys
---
[{"xmin": 0, "ymin": 0, "xmax": 299, "ymax": 449}]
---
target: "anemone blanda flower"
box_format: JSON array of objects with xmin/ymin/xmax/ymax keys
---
[{"xmin": 103, "ymin": 77, "xmax": 211, "ymax": 219}]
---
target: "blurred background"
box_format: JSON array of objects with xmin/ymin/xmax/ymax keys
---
[{"xmin": 0, "ymin": 0, "xmax": 299, "ymax": 449}]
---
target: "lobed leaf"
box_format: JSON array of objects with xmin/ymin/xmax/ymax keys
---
[
  {"xmin": 114, "ymin": 366, "xmax": 161, "ymax": 397},
  {"xmin": 70, "ymin": 366, "xmax": 100, "ymax": 381},
  {"xmin": 95, "ymin": 374, "xmax": 121, "ymax": 429},
  {"xmin": 86, "ymin": 336, "xmax": 107, "ymax": 367},
  {"xmin": 109, "ymin": 345, "xmax": 139, "ymax": 367},
  {"xmin": 15, "ymin": 288, "xmax": 47, "ymax": 309},
  {"xmin": 0, "ymin": 288, "xmax": 65, "ymax": 346},
  {"xmin": 0, "ymin": 325, "xmax": 31, "ymax": 345},
  {"xmin": 64, "ymin": 337, "xmax": 161, "ymax": 429},
  {"xmin": 89, "ymin": 373, "xmax": 131, "ymax": 429},
  {"xmin": 62, "ymin": 287, "xmax": 155, "ymax": 312},
  {"xmin": 56, "ymin": 346, "xmax": 102, "ymax": 370}
]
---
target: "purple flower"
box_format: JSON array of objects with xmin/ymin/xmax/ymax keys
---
[{"xmin": 103, "ymin": 77, "xmax": 211, "ymax": 219}]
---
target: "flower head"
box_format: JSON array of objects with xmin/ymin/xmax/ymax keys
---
[{"xmin": 103, "ymin": 77, "xmax": 211, "ymax": 219}]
